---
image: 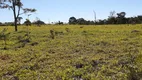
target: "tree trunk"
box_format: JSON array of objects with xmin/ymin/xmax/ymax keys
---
[
  {"xmin": 14, "ymin": 18, "xmax": 18, "ymax": 31},
  {"xmin": 13, "ymin": 1, "xmax": 18, "ymax": 31}
]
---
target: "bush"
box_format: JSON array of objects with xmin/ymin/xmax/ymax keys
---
[{"xmin": 24, "ymin": 19, "xmax": 31, "ymax": 26}]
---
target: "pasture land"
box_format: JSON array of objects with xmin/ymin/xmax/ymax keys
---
[{"xmin": 0, "ymin": 25, "xmax": 142, "ymax": 80}]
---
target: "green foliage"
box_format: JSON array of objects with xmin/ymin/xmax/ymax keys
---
[
  {"xmin": 68, "ymin": 12, "xmax": 142, "ymax": 25},
  {"xmin": 32, "ymin": 20, "xmax": 45, "ymax": 26},
  {"xmin": 50, "ymin": 29, "xmax": 55, "ymax": 39},
  {"xmin": 24, "ymin": 19, "xmax": 31, "ymax": 26},
  {"xmin": 0, "ymin": 28, "xmax": 10, "ymax": 50},
  {"xmin": 0, "ymin": 25, "xmax": 142, "ymax": 80}
]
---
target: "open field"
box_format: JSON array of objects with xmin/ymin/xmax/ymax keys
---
[{"xmin": 0, "ymin": 25, "xmax": 142, "ymax": 80}]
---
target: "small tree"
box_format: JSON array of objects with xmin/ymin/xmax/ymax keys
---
[
  {"xmin": 24, "ymin": 19, "xmax": 31, "ymax": 37},
  {"xmin": 24, "ymin": 19, "xmax": 31, "ymax": 26},
  {"xmin": 0, "ymin": 0, "xmax": 36, "ymax": 31}
]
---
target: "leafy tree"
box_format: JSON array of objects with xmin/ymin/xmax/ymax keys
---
[
  {"xmin": 69, "ymin": 17, "xmax": 95, "ymax": 25},
  {"xmin": 108, "ymin": 11, "xmax": 117, "ymax": 24},
  {"xmin": 23, "ymin": 19, "xmax": 31, "ymax": 38},
  {"xmin": 138, "ymin": 15, "xmax": 142, "ymax": 23},
  {"xmin": 117, "ymin": 12, "xmax": 126, "ymax": 18},
  {"xmin": 0, "ymin": 22, "xmax": 2, "ymax": 26},
  {"xmin": 32, "ymin": 20, "xmax": 45, "ymax": 25},
  {"xmin": 116, "ymin": 12, "xmax": 127, "ymax": 24},
  {"xmin": 0, "ymin": 0, "xmax": 36, "ymax": 31},
  {"xmin": 77, "ymin": 18, "xmax": 86, "ymax": 25},
  {"xmin": 96, "ymin": 19, "xmax": 106, "ymax": 25},
  {"xmin": 134, "ymin": 17, "xmax": 141, "ymax": 24},
  {"xmin": 24, "ymin": 19, "xmax": 31, "ymax": 26},
  {"xmin": 86, "ymin": 20, "xmax": 95, "ymax": 25},
  {"xmin": 69, "ymin": 17, "xmax": 77, "ymax": 24},
  {"xmin": 108, "ymin": 17, "xmax": 117, "ymax": 24}
]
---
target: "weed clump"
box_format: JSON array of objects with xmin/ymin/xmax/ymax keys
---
[
  {"xmin": 49, "ymin": 29, "xmax": 64, "ymax": 39},
  {"xmin": 65, "ymin": 28, "xmax": 71, "ymax": 33},
  {"xmin": 16, "ymin": 32, "xmax": 31, "ymax": 48},
  {"xmin": 50, "ymin": 29, "xmax": 55, "ymax": 39}
]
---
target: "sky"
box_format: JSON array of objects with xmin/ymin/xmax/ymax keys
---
[{"xmin": 0, "ymin": 0, "xmax": 142, "ymax": 23}]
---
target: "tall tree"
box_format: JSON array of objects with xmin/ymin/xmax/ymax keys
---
[
  {"xmin": 0, "ymin": 0, "xmax": 36, "ymax": 31},
  {"xmin": 108, "ymin": 11, "xmax": 116, "ymax": 24},
  {"xmin": 117, "ymin": 12, "xmax": 126, "ymax": 18},
  {"xmin": 116, "ymin": 12, "xmax": 126, "ymax": 24},
  {"xmin": 109, "ymin": 11, "xmax": 116, "ymax": 18}
]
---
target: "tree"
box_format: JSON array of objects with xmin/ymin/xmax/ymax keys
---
[
  {"xmin": 24, "ymin": 19, "xmax": 31, "ymax": 26},
  {"xmin": 138, "ymin": 15, "xmax": 142, "ymax": 23},
  {"xmin": 0, "ymin": 0, "xmax": 36, "ymax": 31},
  {"xmin": 76, "ymin": 18, "xmax": 86, "ymax": 25},
  {"xmin": 32, "ymin": 20, "xmax": 45, "ymax": 26},
  {"xmin": 69, "ymin": 17, "xmax": 77, "ymax": 24},
  {"xmin": 107, "ymin": 17, "xmax": 117, "ymax": 24},
  {"xmin": 0, "ymin": 22, "xmax": 2, "ymax": 26},
  {"xmin": 117, "ymin": 12, "xmax": 126, "ymax": 18},
  {"xmin": 107, "ymin": 11, "xmax": 116, "ymax": 24},
  {"xmin": 109, "ymin": 11, "xmax": 116, "ymax": 18},
  {"xmin": 32, "ymin": 17, "xmax": 45, "ymax": 26},
  {"xmin": 116, "ymin": 12, "xmax": 127, "ymax": 24}
]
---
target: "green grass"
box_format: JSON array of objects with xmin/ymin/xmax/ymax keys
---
[{"xmin": 0, "ymin": 24, "xmax": 142, "ymax": 80}]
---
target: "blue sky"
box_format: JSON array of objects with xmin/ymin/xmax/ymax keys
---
[{"xmin": 0, "ymin": 0, "xmax": 142, "ymax": 23}]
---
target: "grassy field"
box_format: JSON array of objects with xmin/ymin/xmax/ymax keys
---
[{"xmin": 0, "ymin": 25, "xmax": 142, "ymax": 80}]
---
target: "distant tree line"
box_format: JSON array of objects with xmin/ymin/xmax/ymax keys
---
[
  {"xmin": 69, "ymin": 17, "xmax": 95, "ymax": 25},
  {"xmin": 0, "ymin": 20, "xmax": 65, "ymax": 26},
  {"xmin": 0, "ymin": 22, "xmax": 15, "ymax": 26},
  {"xmin": 1, "ymin": 11, "xmax": 142, "ymax": 26},
  {"xmin": 0, "ymin": 19, "xmax": 45, "ymax": 26},
  {"xmin": 69, "ymin": 11, "xmax": 142, "ymax": 25}
]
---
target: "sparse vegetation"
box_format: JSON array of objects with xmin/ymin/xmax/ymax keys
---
[
  {"xmin": 0, "ymin": 25, "xmax": 142, "ymax": 80},
  {"xmin": 0, "ymin": 0, "xmax": 142, "ymax": 79},
  {"xmin": 0, "ymin": 28, "xmax": 10, "ymax": 50}
]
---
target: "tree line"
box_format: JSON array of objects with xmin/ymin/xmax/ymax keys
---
[
  {"xmin": 69, "ymin": 11, "xmax": 142, "ymax": 25},
  {"xmin": 0, "ymin": 19, "xmax": 45, "ymax": 26}
]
